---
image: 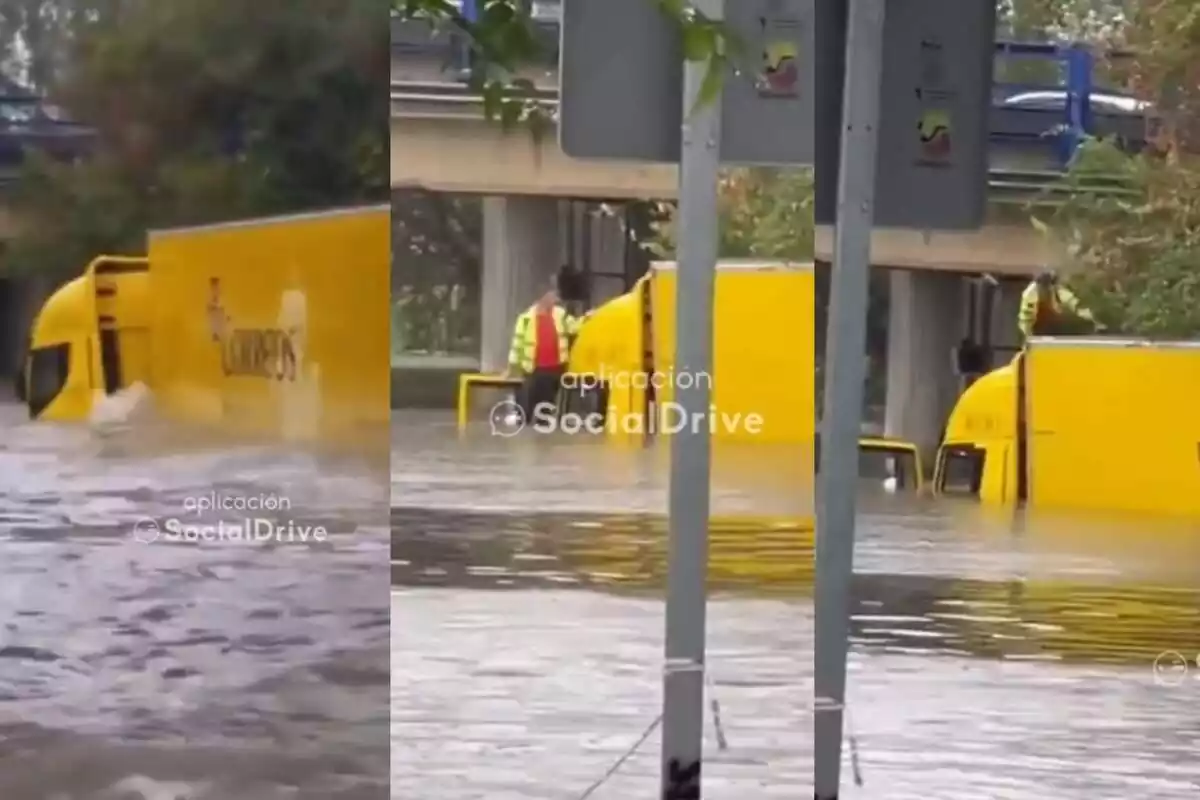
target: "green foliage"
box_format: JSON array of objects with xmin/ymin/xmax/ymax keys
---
[
  {"xmin": 394, "ymin": 0, "xmax": 740, "ymax": 129},
  {"xmin": 1021, "ymin": 0, "xmax": 1200, "ymax": 338},
  {"xmin": 0, "ymin": 0, "xmax": 117, "ymax": 91},
  {"xmin": 651, "ymin": 168, "xmax": 814, "ymax": 261},
  {"xmin": 4, "ymin": 0, "xmax": 387, "ymax": 276},
  {"xmin": 1035, "ymin": 139, "xmax": 1200, "ymax": 337},
  {"xmin": 391, "ymin": 190, "xmax": 481, "ymax": 355}
]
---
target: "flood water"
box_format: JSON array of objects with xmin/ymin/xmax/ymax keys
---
[
  {"xmin": 392, "ymin": 409, "xmax": 1200, "ymax": 799},
  {"xmin": 0, "ymin": 402, "xmax": 389, "ymax": 799}
]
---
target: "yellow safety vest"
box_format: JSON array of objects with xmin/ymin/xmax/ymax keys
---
[
  {"xmin": 1018, "ymin": 282, "xmax": 1085, "ymax": 338},
  {"xmin": 507, "ymin": 304, "xmax": 581, "ymax": 373}
]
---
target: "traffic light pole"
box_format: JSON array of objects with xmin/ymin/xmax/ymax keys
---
[{"xmin": 813, "ymin": 0, "xmax": 886, "ymax": 798}]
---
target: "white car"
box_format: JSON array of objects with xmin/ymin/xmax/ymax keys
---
[{"xmin": 1000, "ymin": 90, "xmax": 1152, "ymax": 116}]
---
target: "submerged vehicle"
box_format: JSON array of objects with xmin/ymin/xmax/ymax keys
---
[
  {"xmin": 22, "ymin": 206, "xmax": 390, "ymax": 450},
  {"xmin": 565, "ymin": 260, "xmax": 814, "ymax": 445},
  {"xmin": 934, "ymin": 337, "xmax": 1200, "ymax": 516},
  {"xmin": 458, "ymin": 260, "xmax": 924, "ymax": 494}
]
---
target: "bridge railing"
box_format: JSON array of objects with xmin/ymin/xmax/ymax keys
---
[
  {"xmin": 992, "ymin": 40, "xmax": 1149, "ymax": 164},
  {"xmin": 392, "ymin": 13, "xmax": 1150, "ymax": 168}
]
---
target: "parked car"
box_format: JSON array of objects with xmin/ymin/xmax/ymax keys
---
[{"xmin": 1000, "ymin": 89, "xmax": 1153, "ymax": 116}]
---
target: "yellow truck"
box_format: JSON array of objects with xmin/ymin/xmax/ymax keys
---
[
  {"xmin": 934, "ymin": 337, "xmax": 1200, "ymax": 516},
  {"xmin": 22, "ymin": 206, "xmax": 390, "ymax": 450},
  {"xmin": 567, "ymin": 260, "xmax": 815, "ymax": 445},
  {"xmin": 459, "ymin": 259, "xmax": 925, "ymax": 494}
]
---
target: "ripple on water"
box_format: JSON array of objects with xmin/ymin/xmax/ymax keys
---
[
  {"xmin": 0, "ymin": 404, "xmax": 389, "ymax": 798},
  {"xmin": 390, "ymin": 410, "xmax": 1200, "ymax": 799}
]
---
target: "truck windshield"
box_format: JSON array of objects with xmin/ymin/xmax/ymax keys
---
[
  {"xmin": 937, "ymin": 445, "xmax": 985, "ymax": 497},
  {"xmin": 859, "ymin": 445, "xmax": 919, "ymax": 490},
  {"xmin": 26, "ymin": 343, "xmax": 69, "ymax": 419}
]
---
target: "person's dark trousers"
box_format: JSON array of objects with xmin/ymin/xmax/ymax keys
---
[{"xmin": 520, "ymin": 366, "xmax": 565, "ymax": 423}]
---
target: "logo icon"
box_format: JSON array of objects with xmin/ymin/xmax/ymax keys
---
[
  {"xmin": 758, "ymin": 40, "xmax": 799, "ymax": 96},
  {"xmin": 918, "ymin": 109, "xmax": 952, "ymax": 160},
  {"xmin": 1152, "ymin": 650, "xmax": 1190, "ymax": 687},
  {"xmin": 488, "ymin": 399, "xmax": 525, "ymax": 437},
  {"xmin": 131, "ymin": 517, "xmax": 160, "ymax": 544}
]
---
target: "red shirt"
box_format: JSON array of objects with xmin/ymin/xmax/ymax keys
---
[{"xmin": 533, "ymin": 309, "xmax": 561, "ymax": 369}]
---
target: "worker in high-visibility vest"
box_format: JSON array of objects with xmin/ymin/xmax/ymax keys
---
[
  {"xmin": 504, "ymin": 286, "xmax": 582, "ymax": 422},
  {"xmin": 1018, "ymin": 269, "xmax": 1096, "ymax": 342}
]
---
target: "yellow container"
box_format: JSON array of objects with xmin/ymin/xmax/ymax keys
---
[
  {"xmin": 936, "ymin": 337, "xmax": 1200, "ymax": 517},
  {"xmin": 25, "ymin": 206, "xmax": 390, "ymax": 454},
  {"xmin": 568, "ymin": 260, "xmax": 815, "ymax": 447}
]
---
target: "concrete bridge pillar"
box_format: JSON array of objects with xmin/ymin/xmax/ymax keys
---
[
  {"xmin": 987, "ymin": 278, "xmax": 1025, "ymax": 368},
  {"xmin": 884, "ymin": 269, "xmax": 966, "ymax": 465},
  {"xmin": 479, "ymin": 196, "xmax": 562, "ymax": 372},
  {"xmin": 577, "ymin": 207, "xmax": 631, "ymax": 306}
]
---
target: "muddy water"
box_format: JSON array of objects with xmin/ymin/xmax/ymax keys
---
[
  {"xmin": 392, "ymin": 410, "xmax": 1200, "ymax": 799},
  {"xmin": 0, "ymin": 403, "xmax": 389, "ymax": 799}
]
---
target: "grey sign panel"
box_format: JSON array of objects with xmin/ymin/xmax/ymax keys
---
[
  {"xmin": 559, "ymin": 0, "xmax": 683, "ymax": 163},
  {"xmin": 720, "ymin": 0, "xmax": 814, "ymax": 165},
  {"xmin": 816, "ymin": 0, "xmax": 996, "ymax": 230},
  {"xmin": 559, "ymin": 0, "xmax": 814, "ymax": 166}
]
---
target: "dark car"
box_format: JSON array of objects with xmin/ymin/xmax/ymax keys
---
[{"xmin": 0, "ymin": 89, "xmax": 94, "ymax": 169}]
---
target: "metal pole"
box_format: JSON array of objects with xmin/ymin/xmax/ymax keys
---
[
  {"xmin": 660, "ymin": 0, "xmax": 723, "ymax": 796},
  {"xmin": 813, "ymin": 0, "xmax": 886, "ymax": 798}
]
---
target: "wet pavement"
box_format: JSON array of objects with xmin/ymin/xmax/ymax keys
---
[
  {"xmin": 392, "ymin": 409, "xmax": 1200, "ymax": 799},
  {"xmin": 0, "ymin": 402, "xmax": 389, "ymax": 799}
]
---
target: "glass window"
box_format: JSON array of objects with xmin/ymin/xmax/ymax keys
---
[
  {"xmin": 938, "ymin": 445, "xmax": 985, "ymax": 497},
  {"xmin": 26, "ymin": 343, "xmax": 69, "ymax": 419},
  {"xmin": 0, "ymin": 102, "xmax": 36, "ymax": 124},
  {"xmin": 560, "ymin": 377, "xmax": 608, "ymax": 431},
  {"xmin": 858, "ymin": 446, "xmax": 919, "ymax": 490}
]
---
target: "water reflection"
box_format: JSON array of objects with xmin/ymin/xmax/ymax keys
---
[
  {"xmin": 391, "ymin": 411, "xmax": 1200, "ymax": 798},
  {"xmin": 392, "ymin": 506, "xmax": 1200, "ymax": 668}
]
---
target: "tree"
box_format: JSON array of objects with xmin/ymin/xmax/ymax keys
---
[
  {"xmin": 649, "ymin": 169, "xmax": 813, "ymax": 261},
  {"xmin": 5, "ymin": 0, "xmax": 388, "ymax": 277},
  {"xmin": 394, "ymin": 0, "xmax": 735, "ymax": 130},
  {"xmin": 1032, "ymin": 0, "xmax": 1200, "ymax": 337},
  {"xmin": 392, "ymin": 189, "xmax": 481, "ymax": 355},
  {"xmin": 0, "ymin": 0, "xmax": 120, "ymax": 92}
]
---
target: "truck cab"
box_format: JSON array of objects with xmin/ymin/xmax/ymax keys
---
[
  {"xmin": 23, "ymin": 256, "xmax": 150, "ymax": 420},
  {"xmin": 933, "ymin": 355, "xmax": 1020, "ymax": 503}
]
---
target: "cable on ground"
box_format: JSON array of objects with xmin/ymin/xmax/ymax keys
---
[{"xmin": 577, "ymin": 659, "xmax": 864, "ymax": 797}]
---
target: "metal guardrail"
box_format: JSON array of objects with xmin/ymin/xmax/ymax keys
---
[
  {"xmin": 390, "ymin": 79, "xmax": 556, "ymax": 119},
  {"xmin": 988, "ymin": 169, "xmax": 1136, "ymax": 204},
  {"xmin": 390, "ymin": 79, "xmax": 1148, "ymax": 147},
  {"xmin": 392, "ymin": 22, "xmax": 1152, "ymax": 167},
  {"xmin": 391, "ymin": 80, "xmax": 1137, "ymax": 202}
]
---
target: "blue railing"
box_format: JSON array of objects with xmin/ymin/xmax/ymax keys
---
[{"xmin": 992, "ymin": 40, "xmax": 1145, "ymax": 165}]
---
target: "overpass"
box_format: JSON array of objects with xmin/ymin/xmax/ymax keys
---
[
  {"xmin": 392, "ymin": 78, "xmax": 1141, "ymax": 274},
  {"xmin": 392, "ymin": 19, "xmax": 1147, "ymax": 456},
  {"xmin": 391, "ymin": 19, "xmax": 1146, "ymax": 275}
]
